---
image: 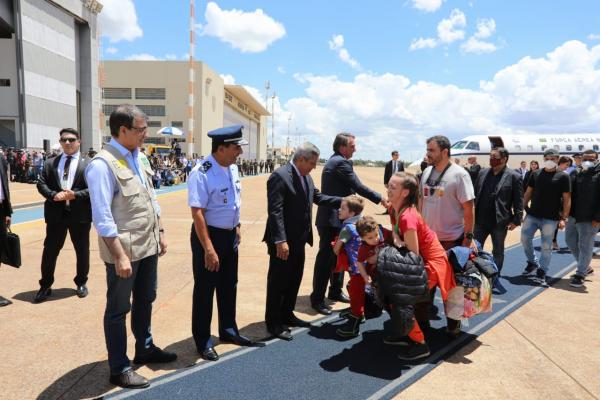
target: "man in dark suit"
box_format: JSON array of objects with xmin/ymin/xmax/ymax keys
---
[
  {"xmin": 310, "ymin": 133, "xmax": 385, "ymax": 315},
  {"xmin": 0, "ymin": 152, "xmax": 13, "ymax": 307},
  {"xmin": 466, "ymin": 156, "xmax": 481, "ymax": 187},
  {"xmin": 384, "ymin": 150, "xmax": 404, "ymax": 187},
  {"xmin": 34, "ymin": 128, "xmax": 92, "ymax": 302},
  {"xmin": 263, "ymin": 143, "xmax": 341, "ymax": 339},
  {"xmin": 474, "ymin": 147, "xmax": 523, "ymax": 292}
]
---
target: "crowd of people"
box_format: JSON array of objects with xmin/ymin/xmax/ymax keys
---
[
  {"xmin": 236, "ymin": 158, "xmax": 275, "ymax": 177},
  {"xmin": 0, "ymin": 104, "xmax": 598, "ymax": 390}
]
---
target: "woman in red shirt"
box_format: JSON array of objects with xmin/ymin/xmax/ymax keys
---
[{"xmin": 386, "ymin": 172, "xmax": 456, "ymax": 357}]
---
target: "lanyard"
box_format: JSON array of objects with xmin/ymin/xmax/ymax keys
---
[{"xmin": 425, "ymin": 162, "xmax": 452, "ymax": 187}]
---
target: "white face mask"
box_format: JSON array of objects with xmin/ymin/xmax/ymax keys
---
[
  {"xmin": 582, "ymin": 161, "xmax": 595, "ymax": 170},
  {"xmin": 544, "ymin": 159, "xmax": 557, "ymax": 169}
]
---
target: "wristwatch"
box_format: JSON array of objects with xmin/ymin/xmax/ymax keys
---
[{"xmin": 465, "ymin": 232, "xmax": 474, "ymax": 240}]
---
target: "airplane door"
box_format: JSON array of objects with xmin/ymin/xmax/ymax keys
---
[{"xmin": 488, "ymin": 136, "xmax": 504, "ymax": 148}]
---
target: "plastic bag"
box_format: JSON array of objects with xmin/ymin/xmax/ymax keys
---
[{"xmin": 444, "ymin": 275, "xmax": 493, "ymax": 320}]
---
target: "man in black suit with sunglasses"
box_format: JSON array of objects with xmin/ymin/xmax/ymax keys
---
[{"xmin": 34, "ymin": 128, "xmax": 92, "ymax": 303}]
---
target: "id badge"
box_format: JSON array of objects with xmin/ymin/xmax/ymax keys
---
[{"xmin": 437, "ymin": 187, "xmax": 445, "ymax": 197}]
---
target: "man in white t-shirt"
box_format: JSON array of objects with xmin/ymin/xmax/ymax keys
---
[{"xmin": 419, "ymin": 135, "xmax": 475, "ymax": 338}]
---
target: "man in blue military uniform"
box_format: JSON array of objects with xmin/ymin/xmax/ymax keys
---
[{"xmin": 188, "ymin": 125, "xmax": 255, "ymax": 361}]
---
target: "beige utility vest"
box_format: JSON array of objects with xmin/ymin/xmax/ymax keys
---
[{"xmin": 95, "ymin": 144, "xmax": 160, "ymax": 264}]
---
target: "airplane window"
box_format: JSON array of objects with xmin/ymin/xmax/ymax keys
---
[
  {"xmin": 466, "ymin": 141, "xmax": 480, "ymax": 150},
  {"xmin": 594, "ymin": 145, "xmax": 599, "ymax": 151},
  {"xmin": 566, "ymin": 145, "xmax": 572, "ymax": 151},
  {"xmin": 527, "ymin": 145, "xmax": 533, "ymax": 151},
  {"xmin": 553, "ymin": 145, "xmax": 560, "ymax": 150},
  {"xmin": 515, "ymin": 145, "xmax": 522, "ymax": 150},
  {"xmin": 541, "ymin": 145, "xmax": 547, "ymax": 151},
  {"xmin": 579, "ymin": 145, "xmax": 585, "ymax": 150},
  {"xmin": 451, "ymin": 141, "xmax": 467, "ymax": 149}
]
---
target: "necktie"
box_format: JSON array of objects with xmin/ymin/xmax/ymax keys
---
[
  {"xmin": 302, "ymin": 175, "xmax": 309, "ymax": 196},
  {"xmin": 63, "ymin": 155, "xmax": 72, "ymax": 181},
  {"xmin": 393, "ymin": 161, "xmax": 397, "ymax": 172}
]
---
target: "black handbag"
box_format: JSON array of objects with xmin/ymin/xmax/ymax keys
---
[{"xmin": 2, "ymin": 228, "xmax": 21, "ymax": 268}]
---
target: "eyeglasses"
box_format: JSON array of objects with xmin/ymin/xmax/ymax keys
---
[
  {"xmin": 130, "ymin": 126, "xmax": 148, "ymax": 133},
  {"xmin": 59, "ymin": 138, "xmax": 78, "ymax": 143}
]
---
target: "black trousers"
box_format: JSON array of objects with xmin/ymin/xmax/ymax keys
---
[
  {"xmin": 39, "ymin": 220, "xmax": 91, "ymax": 288},
  {"xmin": 474, "ymin": 222, "xmax": 508, "ymax": 272},
  {"xmin": 310, "ymin": 226, "xmax": 344, "ymax": 305},
  {"xmin": 0, "ymin": 205, "xmax": 6, "ymax": 262},
  {"xmin": 265, "ymin": 244, "xmax": 305, "ymax": 330},
  {"xmin": 191, "ymin": 224, "xmax": 239, "ymax": 351}
]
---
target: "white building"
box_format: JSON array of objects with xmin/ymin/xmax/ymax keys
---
[{"xmin": 0, "ymin": 0, "xmax": 103, "ymax": 151}]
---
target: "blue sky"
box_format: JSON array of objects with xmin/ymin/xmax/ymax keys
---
[{"xmin": 99, "ymin": 0, "xmax": 600, "ymax": 161}]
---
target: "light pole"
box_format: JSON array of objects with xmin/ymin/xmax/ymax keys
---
[
  {"xmin": 287, "ymin": 115, "xmax": 292, "ymax": 160},
  {"xmin": 264, "ymin": 80, "xmax": 270, "ymax": 158},
  {"xmin": 271, "ymin": 92, "xmax": 276, "ymax": 160}
]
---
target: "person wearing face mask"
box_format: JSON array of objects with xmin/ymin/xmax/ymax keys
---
[
  {"xmin": 521, "ymin": 148, "xmax": 571, "ymax": 286},
  {"xmin": 473, "ymin": 148, "xmax": 523, "ymax": 292},
  {"xmin": 565, "ymin": 149, "xmax": 600, "ymax": 287}
]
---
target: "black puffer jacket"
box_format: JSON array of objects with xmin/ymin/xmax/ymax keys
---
[{"xmin": 375, "ymin": 245, "xmax": 429, "ymax": 306}]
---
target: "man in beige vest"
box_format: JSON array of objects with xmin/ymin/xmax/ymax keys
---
[{"xmin": 86, "ymin": 104, "xmax": 176, "ymax": 389}]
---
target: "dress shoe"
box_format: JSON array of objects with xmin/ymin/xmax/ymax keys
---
[
  {"xmin": 328, "ymin": 292, "xmax": 350, "ymax": 303},
  {"xmin": 109, "ymin": 369, "xmax": 149, "ymax": 389},
  {"xmin": 283, "ymin": 315, "xmax": 312, "ymax": 328},
  {"xmin": 312, "ymin": 302, "xmax": 332, "ymax": 315},
  {"xmin": 34, "ymin": 287, "xmax": 52, "ymax": 303},
  {"xmin": 133, "ymin": 346, "xmax": 177, "ymax": 364},
  {"xmin": 75, "ymin": 285, "xmax": 89, "ymax": 298},
  {"xmin": 272, "ymin": 330, "xmax": 293, "ymax": 341},
  {"xmin": 199, "ymin": 347, "xmax": 219, "ymax": 361},
  {"xmin": 219, "ymin": 333, "xmax": 255, "ymax": 347},
  {"xmin": 0, "ymin": 295, "xmax": 12, "ymax": 307}
]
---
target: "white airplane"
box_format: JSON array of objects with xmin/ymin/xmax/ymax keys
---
[{"xmin": 408, "ymin": 134, "xmax": 600, "ymax": 170}]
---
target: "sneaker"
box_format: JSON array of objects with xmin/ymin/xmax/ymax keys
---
[
  {"xmin": 338, "ymin": 308, "xmax": 365, "ymax": 323},
  {"xmin": 335, "ymin": 314, "xmax": 362, "ymax": 338},
  {"xmin": 383, "ymin": 335, "xmax": 411, "ymax": 346},
  {"xmin": 534, "ymin": 269, "xmax": 548, "ymax": 286},
  {"xmin": 585, "ymin": 266, "xmax": 594, "ymax": 276},
  {"xmin": 492, "ymin": 277, "xmax": 507, "ymax": 294},
  {"xmin": 522, "ymin": 261, "xmax": 538, "ymax": 276},
  {"xmin": 569, "ymin": 274, "xmax": 585, "ymax": 288},
  {"xmin": 397, "ymin": 341, "xmax": 431, "ymax": 361}
]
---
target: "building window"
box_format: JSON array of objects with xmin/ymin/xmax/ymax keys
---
[
  {"xmin": 103, "ymin": 88, "xmax": 132, "ymax": 99},
  {"xmin": 103, "ymin": 104, "xmax": 119, "ymax": 115},
  {"xmin": 171, "ymin": 121, "xmax": 183, "ymax": 128},
  {"xmin": 136, "ymin": 105, "xmax": 166, "ymax": 116},
  {"xmin": 0, "ymin": 79, "xmax": 10, "ymax": 87},
  {"xmin": 147, "ymin": 121, "xmax": 162, "ymax": 127},
  {"xmin": 135, "ymin": 88, "xmax": 166, "ymax": 99},
  {"xmin": 105, "ymin": 119, "xmax": 110, "ymax": 126}
]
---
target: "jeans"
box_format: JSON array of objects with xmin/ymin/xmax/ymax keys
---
[
  {"xmin": 104, "ymin": 254, "xmax": 158, "ymax": 375},
  {"xmin": 474, "ymin": 222, "xmax": 508, "ymax": 272},
  {"xmin": 520, "ymin": 215, "xmax": 558, "ymax": 273},
  {"xmin": 565, "ymin": 217, "xmax": 599, "ymax": 277}
]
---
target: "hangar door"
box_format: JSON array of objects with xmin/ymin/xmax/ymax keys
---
[{"xmin": 223, "ymin": 106, "xmax": 258, "ymax": 160}]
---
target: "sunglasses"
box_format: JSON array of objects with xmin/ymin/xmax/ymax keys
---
[{"xmin": 59, "ymin": 138, "xmax": 78, "ymax": 143}]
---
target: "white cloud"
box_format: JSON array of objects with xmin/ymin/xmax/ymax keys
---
[
  {"xmin": 437, "ymin": 9, "xmax": 466, "ymax": 43},
  {"xmin": 220, "ymin": 74, "xmax": 236, "ymax": 84},
  {"xmin": 98, "ymin": 0, "xmax": 143, "ymax": 43},
  {"xmin": 474, "ymin": 18, "xmax": 496, "ymax": 39},
  {"xmin": 409, "ymin": 37, "xmax": 438, "ymax": 50},
  {"xmin": 165, "ymin": 53, "xmax": 177, "ymax": 60},
  {"xmin": 411, "ymin": 0, "xmax": 445, "ymax": 12},
  {"xmin": 105, "ymin": 47, "xmax": 118, "ymax": 55},
  {"xmin": 461, "ymin": 37, "xmax": 497, "ymax": 54},
  {"xmin": 201, "ymin": 2, "xmax": 286, "ymax": 53},
  {"xmin": 125, "ymin": 53, "xmax": 160, "ymax": 61},
  {"xmin": 278, "ymin": 40, "xmax": 600, "ymax": 161},
  {"xmin": 588, "ymin": 34, "xmax": 600, "ymax": 41},
  {"xmin": 277, "ymin": 66, "xmax": 286, "ymax": 74},
  {"xmin": 328, "ymin": 34, "xmax": 361, "ymax": 70}
]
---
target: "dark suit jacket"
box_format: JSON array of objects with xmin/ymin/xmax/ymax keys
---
[
  {"xmin": 315, "ymin": 153, "xmax": 382, "ymax": 228},
  {"xmin": 384, "ymin": 159, "xmax": 405, "ymax": 185},
  {"xmin": 474, "ymin": 167, "xmax": 523, "ymax": 226},
  {"xmin": 36, "ymin": 154, "xmax": 92, "ymax": 224},
  {"xmin": 263, "ymin": 163, "xmax": 341, "ymax": 248},
  {"xmin": 0, "ymin": 157, "xmax": 12, "ymax": 217}
]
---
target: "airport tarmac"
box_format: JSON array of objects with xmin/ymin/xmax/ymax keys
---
[{"xmin": 0, "ymin": 166, "xmax": 598, "ymax": 400}]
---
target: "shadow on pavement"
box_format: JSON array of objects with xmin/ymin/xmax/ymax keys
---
[
  {"xmin": 13, "ymin": 288, "xmax": 76, "ymax": 304},
  {"xmin": 36, "ymin": 360, "xmax": 114, "ymax": 400}
]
